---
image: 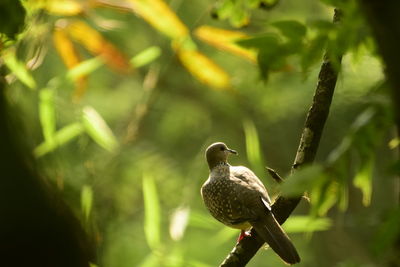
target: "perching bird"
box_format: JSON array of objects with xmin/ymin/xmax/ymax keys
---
[{"xmin": 201, "ymin": 142, "xmax": 300, "ymax": 265}]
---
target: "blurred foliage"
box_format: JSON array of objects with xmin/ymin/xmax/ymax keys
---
[{"xmin": 1, "ymin": 0, "xmax": 399, "ymax": 266}]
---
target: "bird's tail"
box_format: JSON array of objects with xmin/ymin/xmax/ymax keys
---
[{"xmin": 251, "ymin": 212, "xmax": 300, "ymax": 265}]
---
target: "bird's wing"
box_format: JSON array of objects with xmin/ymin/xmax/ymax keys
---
[{"xmin": 230, "ymin": 166, "xmax": 272, "ymax": 206}]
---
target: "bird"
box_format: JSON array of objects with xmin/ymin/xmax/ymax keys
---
[{"xmin": 201, "ymin": 142, "xmax": 300, "ymax": 265}]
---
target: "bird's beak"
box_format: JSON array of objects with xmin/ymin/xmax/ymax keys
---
[{"xmin": 227, "ymin": 149, "xmax": 238, "ymax": 155}]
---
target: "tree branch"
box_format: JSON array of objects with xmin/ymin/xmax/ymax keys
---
[{"xmin": 219, "ymin": 9, "xmax": 342, "ymax": 267}]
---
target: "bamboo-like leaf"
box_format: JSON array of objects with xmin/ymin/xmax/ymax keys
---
[
  {"xmin": 3, "ymin": 49, "xmax": 36, "ymax": 90},
  {"xmin": 34, "ymin": 122, "xmax": 85, "ymax": 157},
  {"xmin": 175, "ymin": 39, "xmax": 230, "ymax": 89},
  {"xmin": 82, "ymin": 106, "xmax": 119, "ymax": 152},
  {"xmin": 66, "ymin": 57, "xmax": 104, "ymax": 81},
  {"xmin": 243, "ymin": 119, "xmax": 264, "ymax": 175},
  {"xmin": 130, "ymin": 46, "xmax": 161, "ymax": 68},
  {"xmin": 44, "ymin": 0, "xmax": 83, "ymax": 15},
  {"xmin": 39, "ymin": 88, "xmax": 56, "ymax": 144},
  {"xmin": 53, "ymin": 25, "xmax": 88, "ymax": 99},
  {"xmin": 194, "ymin": 25, "xmax": 256, "ymax": 62},
  {"xmin": 142, "ymin": 173, "xmax": 161, "ymax": 249},
  {"xmin": 129, "ymin": 0, "xmax": 188, "ymax": 39},
  {"xmin": 66, "ymin": 20, "xmax": 132, "ymax": 73},
  {"xmin": 353, "ymin": 158, "xmax": 373, "ymax": 206},
  {"xmin": 169, "ymin": 206, "xmax": 190, "ymax": 241},
  {"xmin": 81, "ymin": 185, "xmax": 93, "ymax": 222},
  {"xmin": 283, "ymin": 215, "xmax": 332, "ymax": 233}
]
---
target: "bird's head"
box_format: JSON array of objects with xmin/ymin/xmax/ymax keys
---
[{"xmin": 205, "ymin": 142, "xmax": 237, "ymax": 170}]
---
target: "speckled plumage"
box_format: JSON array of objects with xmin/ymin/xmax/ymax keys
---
[{"xmin": 201, "ymin": 142, "xmax": 300, "ymax": 265}]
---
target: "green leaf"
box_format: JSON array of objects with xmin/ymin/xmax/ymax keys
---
[
  {"xmin": 243, "ymin": 119, "xmax": 264, "ymax": 175},
  {"xmin": 283, "ymin": 215, "xmax": 332, "ymax": 233},
  {"xmin": 82, "ymin": 106, "xmax": 118, "ymax": 152},
  {"xmin": 236, "ymin": 34, "xmax": 279, "ymax": 50},
  {"xmin": 301, "ymin": 34, "xmax": 327, "ymax": 73},
  {"xmin": 142, "ymin": 173, "xmax": 161, "ymax": 249},
  {"xmin": 66, "ymin": 57, "xmax": 103, "ymax": 81},
  {"xmin": 281, "ymin": 165, "xmax": 324, "ymax": 197},
  {"xmin": 311, "ymin": 180, "xmax": 339, "ymax": 216},
  {"xmin": 39, "ymin": 88, "xmax": 56, "ymax": 144},
  {"xmin": 3, "ymin": 49, "xmax": 36, "ymax": 89},
  {"xmin": 353, "ymin": 158, "xmax": 373, "ymax": 206},
  {"xmin": 131, "ymin": 46, "xmax": 161, "ymax": 68},
  {"xmin": 272, "ymin": 20, "xmax": 307, "ymax": 41},
  {"xmin": 34, "ymin": 122, "xmax": 85, "ymax": 157},
  {"xmin": 81, "ymin": 185, "xmax": 93, "ymax": 222}
]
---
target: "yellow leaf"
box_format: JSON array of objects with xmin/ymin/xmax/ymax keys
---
[
  {"xmin": 177, "ymin": 47, "xmax": 230, "ymax": 89},
  {"xmin": 53, "ymin": 25, "xmax": 88, "ymax": 100},
  {"xmin": 65, "ymin": 20, "xmax": 132, "ymax": 73},
  {"xmin": 129, "ymin": 0, "xmax": 188, "ymax": 39},
  {"xmin": 194, "ymin": 25, "xmax": 256, "ymax": 62},
  {"xmin": 43, "ymin": 0, "xmax": 83, "ymax": 15}
]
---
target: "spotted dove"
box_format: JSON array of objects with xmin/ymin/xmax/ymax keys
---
[{"xmin": 201, "ymin": 142, "xmax": 300, "ymax": 264}]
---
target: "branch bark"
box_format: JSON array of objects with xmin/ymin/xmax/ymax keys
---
[{"xmin": 220, "ymin": 9, "xmax": 342, "ymax": 267}]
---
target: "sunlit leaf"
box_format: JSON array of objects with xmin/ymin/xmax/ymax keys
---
[
  {"xmin": 34, "ymin": 122, "xmax": 85, "ymax": 157},
  {"xmin": 194, "ymin": 25, "xmax": 256, "ymax": 62},
  {"xmin": 81, "ymin": 185, "xmax": 93, "ymax": 222},
  {"xmin": 3, "ymin": 49, "xmax": 36, "ymax": 89},
  {"xmin": 66, "ymin": 57, "xmax": 104, "ymax": 81},
  {"xmin": 353, "ymin": 158, "xmax": 373, "ymax": 206},
  {"xmin": 53, "ymin": 25, "xmax": 88, "ymax": 99},
  {"xmin": 142, "ymin": 173, "xmax": 161, "ymax": 249},
  {"xmin": 281, "ymin": 165, "xmax": 324, "ymax": 197},
  {"xmin": 388, "ymin": 137, "xmax": 400, "ymax": 149},
  {"xmin": 39, "ymin": 88, "xmax": 56, "ymax": 144},
  {"xmin": 169, "ymin": 206, "xmax": 190, "ymax": 241},
  {"xmin": 311, "ymin": 180, "xmax": 339, "ymax": 216},
  {"xmin": 129, "ymin": 0, "xmax": 188, "ymax": 39},
  {"xmin": 243, "ymin": 119, "xmax": 264, "ymax": 175},
  {"xmin": 43, "ymin": 0, "xmax": 83, "ymax": 15},
  {"xmin": 53, "ymin": 25, "xmax": 81, "ymax": 68},
  {"xmin": 130, "ymin": 46, "xmax": 161, "ymax": 68},
  {"xmin": 66, "ymin": 20, "xmax": 132, "ymax": 73},
  {"xmin": 174, "ymin": 39, "xmax": 230, "ymax": 89},
  {"xmin": 283, "ymin": 215, "xmax": 332, "ymax": 233},
  {"xmin": 82, "ymin": 106, "xmax": 119, "ymax": 152}
]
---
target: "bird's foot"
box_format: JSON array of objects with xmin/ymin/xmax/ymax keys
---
[{"xmin": 237, "ymin": 230, "xmax": 251, "ymax": 242}]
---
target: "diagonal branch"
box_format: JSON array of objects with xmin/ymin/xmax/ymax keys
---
[{"xmin": 220, "ymin": 9, "xmax": 342, "ymax": 267}]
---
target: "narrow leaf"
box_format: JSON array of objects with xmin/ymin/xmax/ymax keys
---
[
  {"xmin": 194, "ymin": 25, "xmax": 256, "ymax": 62},
  {"xmin": 81, "ymin": 185, "xmax": 93, "ymax": 222},
  {"xmin": 130, "ymin": 46, "xmax": 161, "ymax": 68},
  {"xmin": 243, "ymin": 119, "xmax": 264, "ymax": 175},
  {"xmin": 3, "ymin": 49, "xmax": 36, "ymax": 90},
  {"xmin": 129, "ymin": 0, "xmax": 188, "ymax": 39},
  {"xmin": 66, "ymin": 20, "xmax": 132, "ymax": 73},
  {"xmin": 34, "ymin": 122, "xmax": 85, "ymax": 157},
  {"xmin": 82, "ymin": 106, "xmax": 118, "ymax": 152},
  {"xmin": 39, "ymin": 88, "xmax": 56, "ymax": 144},
  {"xmin": 142, "ymin": 173, "xmax": 161, "ymax": 249},
  {"xmin": 175, "ymin": 39, "xmax": 230, "ymax": 89},
  {"xmin": 353, "ymin": 158, "xmax": 373, "ymax": 206},
  {"xmin": 169, "ymin": 206, "xmax": 190, "ymax": 241},
  {"xmin": 66, "ymin": 57, "xmax": 103, "ymax": 81},
  {"xmin": 283, "ymin": 215, "xmax": 332, "ymax": 233}
]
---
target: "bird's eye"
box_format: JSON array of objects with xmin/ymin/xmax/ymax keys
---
[{"xmin": 220, "ymin": 146, "xmax": 225, "ymax": 151}]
